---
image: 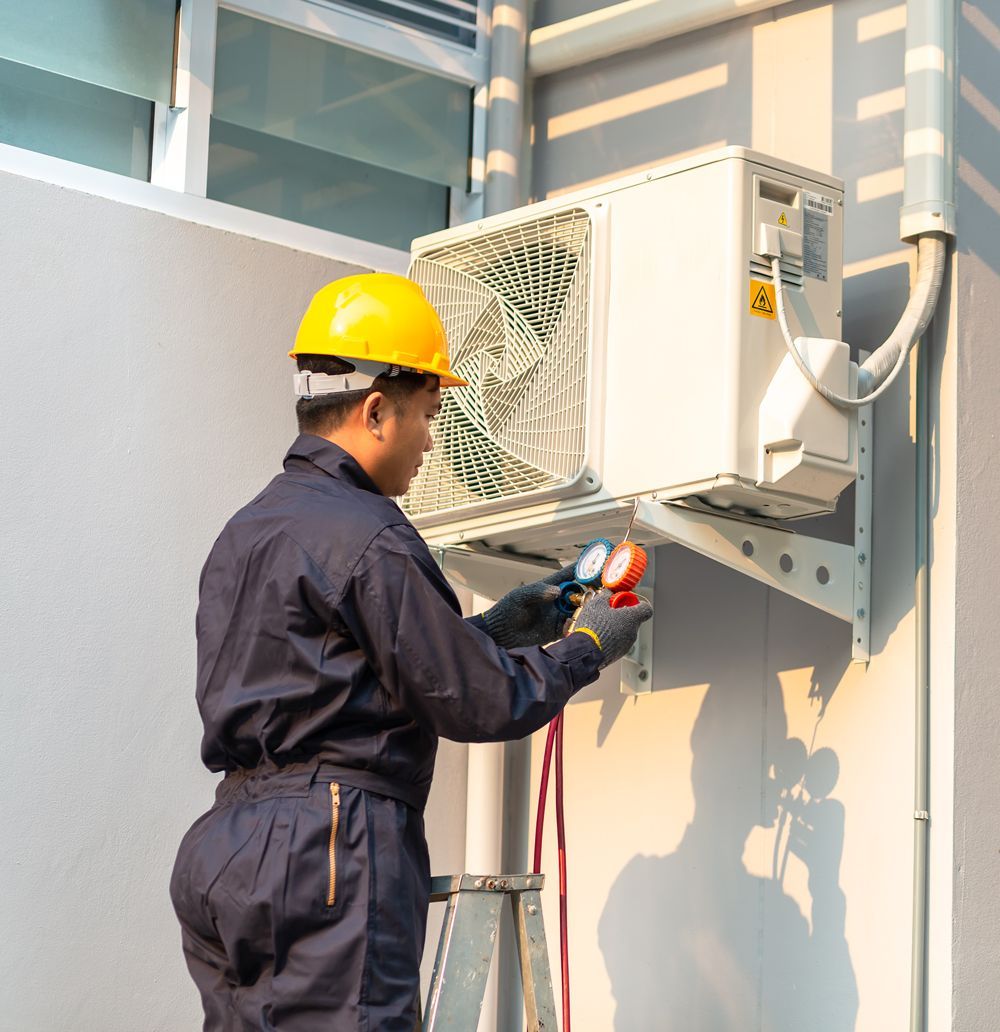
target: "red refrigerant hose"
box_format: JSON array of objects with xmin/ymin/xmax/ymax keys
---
[
  {"xmin": 532, "ymin": 588, "xmax": 642, "ymax": 1031},
  {"xmin": 533, "ymin": 712, "xmax": 571, "ymax": 1032},
  {"xmin": 532, "ymin": 719, "xmax": 557, "ymax": 875},
  {"xmin": 554, "ymin": 712, "xmax": 571, "ymax": 1031}
]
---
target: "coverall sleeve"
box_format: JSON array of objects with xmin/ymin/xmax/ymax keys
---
[{"xmin": 335, "ymin": 525, "xmax": 601, "ymax": 742}]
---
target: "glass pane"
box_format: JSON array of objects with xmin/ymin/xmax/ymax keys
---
[
  {"xmin": 213, "ymin": 9, "xmax": 472, "ymax": 190},
  {"xmin": 206, "ymin": 119, "xmax": 450, "ymax": 251},
  {"xmin": 0, "ymin": 0, "xmax": 176, "ymax": 104},
  {"xmin": 330, "ymin": 0, "xmax": 478, "ymax": 48},
  {"xmin": 0, "ymin": 58, "xmax": 152, "ymax": 180}
]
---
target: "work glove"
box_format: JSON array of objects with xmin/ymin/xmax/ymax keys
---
[
  {"xmin": 481, "ymin": 564, "xmax": 578, "ymax": 648},
  {"xmin": 573, "ymin": 589, "xmax": 653, "ymax": 669}
]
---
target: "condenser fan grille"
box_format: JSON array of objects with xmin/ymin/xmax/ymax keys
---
[{"xmin": 403, "ymin": 208, "xmax": 592, "ymax": 519}]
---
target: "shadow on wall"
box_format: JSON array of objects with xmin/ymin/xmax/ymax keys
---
[
  {"xmin": 830, "ymin": 0, "xmax": 1000, "ymax": 283},
  {"xmin": 597, "ymin": 672, "xmax": 858, "ymax": 1031},
  {"xmin": 579, "ymin": 544, "xmax": 859, "ymax": 1029},
  {"xmin": 956, "ymin": 1, "xmax": 1000, "ymax": 278},
  {"xmin": 530, "ymin": 17, "xmax": 756, "ymax": 199}
]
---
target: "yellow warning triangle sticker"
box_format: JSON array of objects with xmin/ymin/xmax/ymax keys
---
[
  {"xmin": 752, "ymin": 285, "xmax": 774, "ymax": 314},
  {"xmin": 778, "ymin": 211, "xmax": 788, "ymax": 226}
]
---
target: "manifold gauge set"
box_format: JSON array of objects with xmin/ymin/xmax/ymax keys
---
[{"xmin": 557, "ymin": 538, "xmax": 648, "ymax": 619}]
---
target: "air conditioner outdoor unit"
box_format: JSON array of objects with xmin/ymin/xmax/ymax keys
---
[{"xmin": 403, "ymin": 146, "xmax": 856, "ymax": 573}]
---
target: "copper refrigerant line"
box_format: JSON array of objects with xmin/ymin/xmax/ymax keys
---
[{"xmin": 533, "ymin": 503, "xmax": 648, "ymax": 1032}]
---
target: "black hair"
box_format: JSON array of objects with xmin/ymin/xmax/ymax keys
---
[{"xmin": 295, "ymin": 355, "xmax": 439, "ymax": 436}]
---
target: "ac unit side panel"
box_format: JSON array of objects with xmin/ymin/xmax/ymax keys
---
[
  {"xmin": 737, "ymin": 160, "xmax": 846, "ymax": 496},
  {"xmin": 598, "ymin": 159, "xmax": 743, "ymax": 503},
  {"xmin": 598, "ymin": 154, "xmax": 850, "ymax": 519}
]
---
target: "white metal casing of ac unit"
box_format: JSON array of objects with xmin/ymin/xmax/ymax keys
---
[{"xmin": 403, "ymin": 146, "xmax": 855, "ymax": 564}]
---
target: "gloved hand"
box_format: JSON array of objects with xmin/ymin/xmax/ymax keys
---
[
  {"xmin": 573, "ymin": 588, "xmax": 653, "ymax": 668},
  {"xmin": 481, "ymin": 563, "xmax": 578, "ymax": 648}
]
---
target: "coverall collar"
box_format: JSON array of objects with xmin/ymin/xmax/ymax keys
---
[{"xmin": 284, "ymin": 433, "xmax": 383, "ymax": 496}]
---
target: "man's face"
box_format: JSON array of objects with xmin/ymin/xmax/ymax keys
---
[{"xmin": 379, "ymin": 382, "xmax": 441, "ymax": 497}]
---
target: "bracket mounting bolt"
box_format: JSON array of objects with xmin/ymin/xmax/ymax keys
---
[
  {"xmin": 858, "ymin": 553, "xmax": 866, "ymax": 565},
  {"xmin": 638, "ymin": 669, "xmax": 649, "ymax": 682},
  {"xmin": 857, "ymin": 608, "xmax": 866, "ymax": 619}
]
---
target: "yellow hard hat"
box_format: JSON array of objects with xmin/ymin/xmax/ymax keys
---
[{"xmin": 289, "ymin": 272, "xmax": 468, "ymax": 388}]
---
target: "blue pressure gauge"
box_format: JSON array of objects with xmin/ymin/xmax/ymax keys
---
[{"xmin": 575, "ymin": 538, "xmax": 613, "ymax": 585}]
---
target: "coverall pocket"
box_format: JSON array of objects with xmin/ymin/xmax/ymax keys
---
[{"xmin": 327, "ymin": 782, "xmax": 341, "ymax": 906}]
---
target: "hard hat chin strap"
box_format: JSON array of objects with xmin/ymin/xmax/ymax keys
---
[{"xmin": 293, "ymin": 360, "xmax": 410, "ymax": 399}]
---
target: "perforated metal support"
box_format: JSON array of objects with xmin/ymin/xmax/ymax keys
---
[
  {"xmin": 436, "ymin": 418, "xmax": 874, "ymax": 680},
  {"xmin": 853, "ymin": 402, "xmax": 873, "ymax": 663},
  {"xmin": 627, "ymin": 483, "xmax": 871, "ymax": 667}
]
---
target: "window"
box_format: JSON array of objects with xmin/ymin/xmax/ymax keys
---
[
  {"xmin": 207, "ymin": 8, "xmax": 476, "ymax": 249},
  {"xmin": 208, "ymin": 119, "xmax": 451, "ymax": 250},
  {"xmin": 0, "ymin": 59, "xmax": 153, "ymax": 180},
  {"xmin": 0, "ymin": 0, "xmax": 176, "ymax": 181},
  {"xmin": 0, "ymin": 0, "xmax": 488, "ymax": 257}
]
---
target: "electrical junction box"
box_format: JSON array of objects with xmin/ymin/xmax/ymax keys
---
[{"xmin": 403, "ymin": 146, "xmax": 855, "ymax": 567}]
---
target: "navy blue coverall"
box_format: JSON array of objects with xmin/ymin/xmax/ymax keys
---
[{"xmin": 170, "ymin": 434, "xmax": 602, "ymax": 1031}]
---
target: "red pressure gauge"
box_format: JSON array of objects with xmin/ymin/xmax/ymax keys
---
[{"xmin": 601, "ymin": 541, "xmax": 647, "ymax": 592}]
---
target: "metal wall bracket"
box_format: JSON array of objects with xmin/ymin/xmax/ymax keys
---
[
  {"xmin": 435, "ymin": 404, "xmax": 874, "ymax": 673},
  {"xmin": 852, "ymin": 403, "xmax": 873, "ymax": 664},
  {"xmin": 621, "ymin": 549, "xmax": 655, "ymax": 694},
  {"xmin": 628, "ymin": 477, "xmax": 871, "ymax": 666}
]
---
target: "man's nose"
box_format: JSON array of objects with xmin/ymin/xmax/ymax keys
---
[{"xmin": 425, "ymin": 432, "xmax": 434, "ymax": 452}]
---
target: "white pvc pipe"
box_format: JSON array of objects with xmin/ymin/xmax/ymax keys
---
[
  {"xmin": 464, "ymin": 742, "xmax": 504, "ymax": 1032},
  {"xmin": 465, "ymin": 595, "xmax": 504, "ymax": 1032},
  {"xmin": 485, "ymin": 0, "xmax": 529, "ymax": 215},
  {"xmin": 900, "ymin": 0, "xmax": 957, "ymax": 239},
  {"xmin": 528, "ymin": 0, "xmax": 792, "ymax": 78}
]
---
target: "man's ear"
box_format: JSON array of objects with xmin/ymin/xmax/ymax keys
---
[{"xmin": 362, "ymin": 391, "xmax": 389, "ymax": 440}]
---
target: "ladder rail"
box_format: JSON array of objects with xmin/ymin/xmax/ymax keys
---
[{"xmin": 423, "ymin": 874, "xmax": 557, "ymax": 1032}]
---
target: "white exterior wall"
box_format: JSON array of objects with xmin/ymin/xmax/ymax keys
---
[
  {"xmin": 0, "ymin": 171, "xmax": 467, "ymax": 1031},
  {"xmin": 513, "ymin": 1, "xmax": 977, "ymax": 1029}
]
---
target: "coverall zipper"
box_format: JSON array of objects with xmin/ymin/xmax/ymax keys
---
[{"xmin": 327, "ymin": 782, "xmax": 340, "ymax": 906}]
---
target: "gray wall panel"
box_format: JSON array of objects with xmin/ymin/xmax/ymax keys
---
[
  {"xmin": 952, "ymin": 2, "xmax": 1000, "ymax": 1028},
  {"xmin": 0, "ymin": 172, "xmax": 467, "ymax": 1030}
]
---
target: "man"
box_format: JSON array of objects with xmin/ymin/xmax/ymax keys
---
[{"xmin": 170, "ymin": 272, "xmax": 652, "ymax": 1030}]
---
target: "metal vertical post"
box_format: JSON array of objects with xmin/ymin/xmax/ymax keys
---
[{"xmin": 484, "ymin": 0, "xmax": 528, "ymax": 215}]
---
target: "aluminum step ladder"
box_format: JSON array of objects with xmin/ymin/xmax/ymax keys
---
[{"xmin": 421, "ymin": 873, "xmax": 557, "ymax": 1031}]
